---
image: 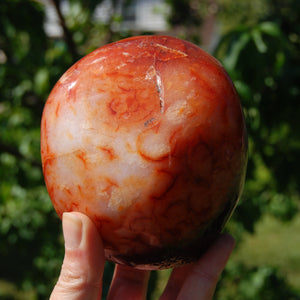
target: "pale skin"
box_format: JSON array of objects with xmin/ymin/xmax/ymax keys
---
[{"xmin": 50, "ymin": 212, "xmax": 235, "ymax": 300}]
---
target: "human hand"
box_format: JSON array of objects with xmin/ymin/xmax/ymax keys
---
[{"xmin": 50, "ymin": 212, "xmax": 235, "ymax": 300}]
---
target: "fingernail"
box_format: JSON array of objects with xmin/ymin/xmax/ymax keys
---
[{"xmin": 63, "ymin": 212, "xmax": 83, "ymax": 249}]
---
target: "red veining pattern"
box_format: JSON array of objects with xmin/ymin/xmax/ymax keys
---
[{"xmin": 41, "ymin": 35, "xmax": 247, "ymax": 269}]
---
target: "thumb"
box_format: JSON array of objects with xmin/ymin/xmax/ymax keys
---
[{"xmin": 50, "ymin": 212, "xmax": 105, "ymax": 300}]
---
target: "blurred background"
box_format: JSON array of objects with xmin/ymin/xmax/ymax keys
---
[{"xmin": 0, "ymin": 0, "xmax": 299, "ymax": 299}]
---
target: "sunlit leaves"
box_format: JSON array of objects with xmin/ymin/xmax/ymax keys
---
[
  {"xmin": 214, "ymin": 4, "xmax": 300, "ymax": 231},
  {"xmin": 217, "ymin": 264, "xmax": 300, "ymax": 300}
]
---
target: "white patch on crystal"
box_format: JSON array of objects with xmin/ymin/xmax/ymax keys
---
[
  {"xmin": 90, "ymin": 56, "xmax": 106, "ymax": 65},
  {"xmin": 68, "ymin": 80, "xmax": 77, "ymax": 91}
]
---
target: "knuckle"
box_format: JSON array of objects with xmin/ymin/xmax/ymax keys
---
[{"xmin": 57, "ymin": 260, "xmax": 101, "ymax": 292}]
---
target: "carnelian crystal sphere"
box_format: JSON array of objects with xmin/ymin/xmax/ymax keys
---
[{"xmin": 41, "ymin": 35, "xmax": 247, "ymax": 270}]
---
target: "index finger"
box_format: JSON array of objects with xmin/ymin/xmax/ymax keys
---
[
  {"xmin": 160, "ymin": 234, "xmax": 235, "ymax": 300},
  {"xmin": 107, "ymin": 264, "xmax": 150, "ymax": 300}
]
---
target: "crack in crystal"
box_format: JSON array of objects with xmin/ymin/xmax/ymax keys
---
[
  {"xmin": 145, "ymin": 64, "xmax": 165, "ymax": 113},
  {"xmin": 154, "ymin": 43, "xmax": 188, "ymax": 58},
  {"xmin": 155, "ymin": 71, "xmax": 164, "ymax": 113}
]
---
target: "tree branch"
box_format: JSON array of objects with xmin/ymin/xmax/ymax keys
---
[{"xmin": 51, "ymin": 0, "xmax": 79, "ymax": 62}]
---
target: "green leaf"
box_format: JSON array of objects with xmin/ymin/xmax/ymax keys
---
[
  {"xmin": 252, "ymin": 28, "xmax": 268, "ymax": 53},
  {"xmin": 258, "ymin": 22, "xmax": 281, "ymax": 37},
  {"xmin": 222, "ymin": 31, "xmax": 251, "ymax": 71},
  {"xmin": 34, "ymin": 68, "xmax": 50, "ymax": 96}
]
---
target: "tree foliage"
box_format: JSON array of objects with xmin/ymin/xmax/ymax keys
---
[
  {"xmin": 214, "ymin": 0, "xmax": 300, "ymax": 298},
  {"xmin": 214, "ymin": 0, "xmax": 300, "ymax": 230},
  {"xmin": 0, "ymin": 0, "xmax": 299, "ymax": 299}
]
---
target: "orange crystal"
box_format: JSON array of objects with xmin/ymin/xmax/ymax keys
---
[{"xmin": 41, "ymin": 35, "xmax": 247, "ymax": 269}]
